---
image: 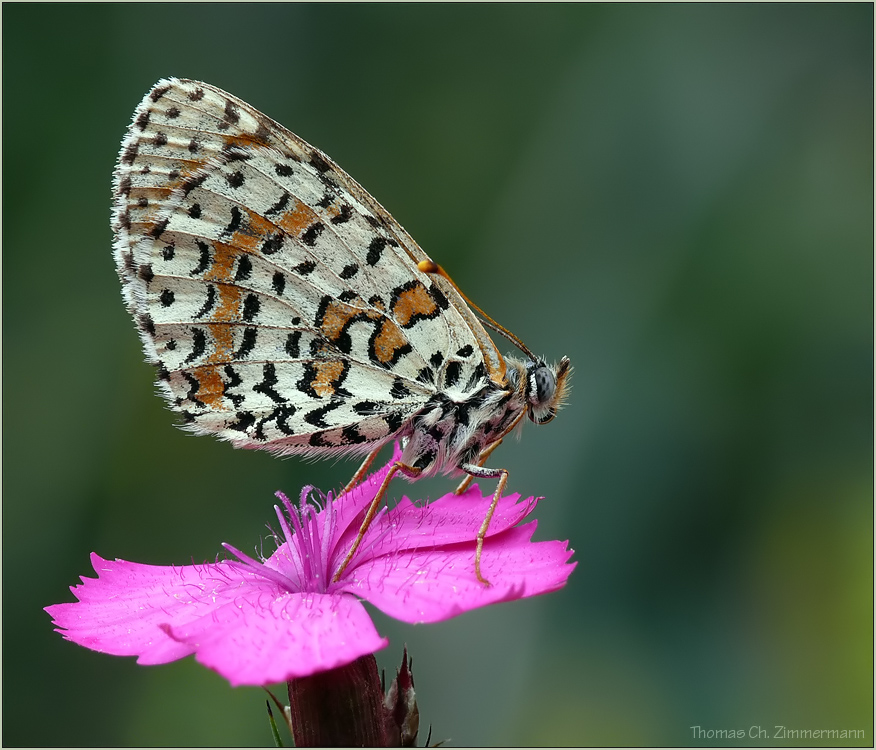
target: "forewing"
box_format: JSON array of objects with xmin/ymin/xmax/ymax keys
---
[{"xmin": 111, "ymin": 78, "xmax": 491, "ymax": 456}]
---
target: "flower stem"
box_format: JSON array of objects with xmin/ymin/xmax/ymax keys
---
[{"xmin": 287, "ymin": 654, "xmax": 389, "ymax": 746}]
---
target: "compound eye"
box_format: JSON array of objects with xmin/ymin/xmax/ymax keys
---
[{"xmin": 531, "ymin": 364, "xmax": 556, "ymax": 406}]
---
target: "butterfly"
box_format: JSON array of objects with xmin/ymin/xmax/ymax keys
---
[{"xmin": 111, "ymin": 78, "xmax": 571, "ymax": 584}]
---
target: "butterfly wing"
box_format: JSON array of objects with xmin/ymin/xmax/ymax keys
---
[{"xmin": 112, "ymin": 78, "xmax": 495, "ymax": 456}]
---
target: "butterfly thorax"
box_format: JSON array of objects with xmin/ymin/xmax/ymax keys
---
[
  {"xmin": 399, "ymin": 375, "xmax": 523, "ymax": 479},
  {"xmin": 398, "ymin": 353, "xmax": 570, "ymax": 478}
]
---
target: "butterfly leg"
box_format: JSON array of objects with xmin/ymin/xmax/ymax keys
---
[
  {"xmin": 454, "ymin": 439, "xmax": 504, "ymax": 495},
  {"xmin": 341, "ymin": 445, "xmax": 384, "ymax": 495},
  {"xmin": 459, "ymin": 462, "xmax": 510, "ymax": 586},
  {"xmin": 332, "ymin": 461, "xmax": 422, "ymax": 583}
]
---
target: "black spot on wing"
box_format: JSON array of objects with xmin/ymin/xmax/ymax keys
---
[
  {"xmin": 183, "ymin": 328, "xmax": 207, "ymax": 364},
  {"xmin": 301, "ymin": 222, "xmax": 325, "ymax": 247},
  {"xmin": 229, "ymin": 410, "xmax": 256, "ymax": 433},
  {"xmin": 221, "ymin": 145, "xmax": 250, "ymax": 163},
  {"xmin": 149, "ymin": 217, "xmax": 169, "ymax": 239},
  {"xmin": 234, "ymin": 254, "xmax": 253, "ymax": 282},
  {"xmin": 331, "ymin": 204, "xmax": 353, "ymax": 224},
  {"xmin": 429, "ymin": 284, "xmax": 449, "ymax": 311},
  {"xmin": 303, "ymin": 401, "xmax": 342, "ymax": 429},
  {"xmin": 222, "ymin": 365, "xmax": 244, "ymax": 407},
  {"xmin": 353, "ymin": 401, "xmax": 377, "ymax": 416},
  {"xmin": 252, "ymin": 363, "xmax": 285, "ymax": 404},
  {"xmin": 342, "ymin": 425, "xmax": 369, "ymax": 444},
  {"xmin": 150, "ymin": 83, "xmax": 171, "ymax": 102},
  {"xmin": 443, "ymin": 360, "xmax": 461, "ymax": 388},
  {"xmin": 272, "ymin": 272, "xmax": 286, "ymax": 296},
  {"xmin": 193, "ymin": 285, "xmax": 217, "ymax": 319},
  {"xmin": 391, "ymin": 378, "xmax": 412, "ymax": 399},
  {"xmin": 309, "ymin": 431, "xmax": 335, "ymax": 447},
  {"xmin": 285, "ymin": 331, "xmax": 301, "ymax": 358},
  {"xmin": 266, "ymin": 192, "xmax": 290, "ymax": 216},
  {"xmin": 219, "ymin": 99, "xmax": 240, "ymax": 131},
  {"xmin": 192, "ymin": 240, "xmax": 211, "ymax": 275},
  {"xmin": 255, "ymin": 404, "xmax": 297, "ymax": 439},
  {"xmin": 182, "ymin": 371, "xmax": 205, "ymax": 407},
  {"xmin": 225, "ymin": 205, "xmax": 243, "ymax": 233},
  {"xmin": 262, "ymin": 233, "xmax": 283, "ymax": 255},
  {"xmin": 138, "ymin": 314, "xmax": 155, "ymax": 336},
  {"xmin": 293, "ymin": 259, "xmax": 316, "ymax": 276},
  {"xmin": 366, "ymin": 237, "xmax": 387, "ymax": 266},
  {"xmin": 122, "ymin": 142, "xmax": 139, "ymax": 165},
  {"xmin": 181, "ymin": 173, "xmax": 208, "ymax": 196},
  {"xmin": 242, "ymin": 294, "xmax": 260, "ymax": 322},
  {"xmin": 234, "ymin": 327, "xmax": 258, "ymax": 359}
]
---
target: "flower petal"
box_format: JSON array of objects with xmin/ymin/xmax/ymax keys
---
[
  {"xmin": 346, "ymin": 520, "xmax": 576, "ymax": 624},
  {"xmin": 392, "ymin": 486, "xmax": 535, "ymax": 544},
  {"xmin": 45, "ymin": 553, "xmax": 276, "ymax": 664},
  {"xmin": 166, "ymin": 591, "xmax": 389, "ymax": 686},
  {"xmin": 340, "ymin": 486, "xmax": 538, "ymax": 568}
]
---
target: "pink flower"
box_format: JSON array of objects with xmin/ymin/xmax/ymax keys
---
[{"xmin": 46, "ymin": 445, "xmax": 575, "ymax": 687}]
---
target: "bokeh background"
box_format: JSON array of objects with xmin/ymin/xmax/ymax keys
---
[{"xmin": 3, "ymin": 4, "xmax": 872, "ymax": 746}]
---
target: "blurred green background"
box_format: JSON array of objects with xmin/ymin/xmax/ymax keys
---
[{"xmin": 3, "ymin": 3, "xmax": 872, "ymax": 746}]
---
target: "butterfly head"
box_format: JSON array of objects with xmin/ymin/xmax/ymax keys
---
[{"xmin": 515, "ymin": 356, "xmax": 572, "ymax": 425}]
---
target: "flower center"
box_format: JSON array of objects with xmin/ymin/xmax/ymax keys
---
[{"xmin": 222, "ymin": 487, "xmax": 337, "ymax": 595}]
